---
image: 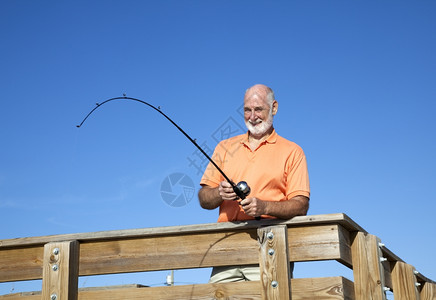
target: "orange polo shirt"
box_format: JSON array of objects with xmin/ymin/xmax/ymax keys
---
[{"xmin": 200, "ymin": 129, "xmax": 310, "ymax": 222}]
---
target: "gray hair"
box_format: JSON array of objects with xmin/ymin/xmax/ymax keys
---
[
  {"xmin": 245, "ymin": 84, "xmax": 275, "ymax": 108},
  {"xmin": 265, "ymin": 86, "xmax": 275, "ymax": 108}
]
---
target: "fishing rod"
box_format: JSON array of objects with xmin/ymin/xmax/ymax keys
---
[{"xmin": 76, "ymin": 95, "xmax": 251, "ymax": 201}]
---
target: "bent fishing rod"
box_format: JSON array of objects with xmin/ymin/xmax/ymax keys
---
[{"xmin": 76, "ymin": 95, "xmax": 251, "ymax": 201}]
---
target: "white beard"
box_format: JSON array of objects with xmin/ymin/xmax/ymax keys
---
[{"xmin": 245, "ymin": 108, "xmax": 273, "ymax": 137}]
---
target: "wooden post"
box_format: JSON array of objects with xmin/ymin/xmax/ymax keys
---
[
  {"xmin": 41, "ymin": 241, "xmax": 79, "ymax": 300},
  {"xmin": 391, "ymin": 261, "xmax": 420, "ymax": 300},
  {"xmin": 420, "ymin": 282, "xmax": 436, "ymax": 300},
  {"xmin": 351, "ymin": 232, "xmax": 387, "ymax": 300},
  {"xmin": 258, "ymin": 225, "xmax": 292, "ymax": 300}
]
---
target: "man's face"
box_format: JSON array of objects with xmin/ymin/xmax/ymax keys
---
[{"xmin": 243, "ymin": 94, "xmax": 274, "ymax": 137}]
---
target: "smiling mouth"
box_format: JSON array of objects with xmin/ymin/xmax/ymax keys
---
[{"xmin": 249, "ymin": 120, "xmax": 262, "ymax": 126}]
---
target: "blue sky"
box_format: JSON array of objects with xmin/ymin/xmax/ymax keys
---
[{"xmin": 1, "ymin": 0, "xmax": 435, "ymax": 295}]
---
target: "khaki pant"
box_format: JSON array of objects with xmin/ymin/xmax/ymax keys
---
[{"xmin": 209, "ymin": 263, "xmax": 294, "ymax": 283}]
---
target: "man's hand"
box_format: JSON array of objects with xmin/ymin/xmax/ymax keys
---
[
  {"xmin": 240, "ymin": 197, "xmax": 266, "ymax": 217},
  {"xmin": 218, "ymin": 181, "xmax": 238, "ymax": 201},
  {"xmin": 198, "ymin": 181, "xmax": 239, "ymax": 210},
  {"xmin": 200, "ymin": 182, "xmax": 310, "ymax": 220},
  {"xmin": 240, "ymin": 195, "xmax": 309, "ymax": 219}
]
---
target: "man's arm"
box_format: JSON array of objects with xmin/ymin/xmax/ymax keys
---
[
  {"xmin": 240, "ymin": 195, "xmax": 309, "ymax": 219},
  {"xmin": 198, "ymin": 181, "xmax": 237, "ymax": 210}
]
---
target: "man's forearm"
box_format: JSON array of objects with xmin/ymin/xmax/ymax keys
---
[
  {"xmin": 198, "ymin": 186, "xmax": 223, "ymax": 209},
  {"xmin": 264, "ymin": 195, "xmax": 309, "ymax": 219}
]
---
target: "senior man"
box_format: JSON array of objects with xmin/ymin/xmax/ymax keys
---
[{"xmin": 198, "ymin": 84, "xmax": 310, "ymax": 282}]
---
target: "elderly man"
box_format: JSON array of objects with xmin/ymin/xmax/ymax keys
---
[{"xmin": 198, "ymin": 84, "xmax": 310, "ymax": 282}]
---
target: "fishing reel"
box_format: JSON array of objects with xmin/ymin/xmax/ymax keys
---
[
  {"xmin": 233, "ymin": 181, "xmax": 260, "ymax": 220},
  {"xmin": 233, "ymin": 181, "xmax": 251, "ymax": 200}
]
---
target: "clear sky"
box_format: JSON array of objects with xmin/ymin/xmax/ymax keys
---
[{"xmin": 1, "ymin": 0, "xmax": 435, "ymax": 295}]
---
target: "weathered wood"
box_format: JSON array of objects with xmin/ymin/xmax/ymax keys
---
[
  {"xmin": 337, "ymin": 223, "xmax": 353, "ymax": 267},
  {"xmin": 0, "ymin": 277, "xmax": 354, "ymax": 300},
  {"xmin": 1, "ymin": 213, "xmax": 434, "ymax": 300},
  {"xmin": 0, "ymin": 246, "xmax": 43, "ymax": 282},
  {"xmin": 0, "ymin": 292, "xmax": 40, "ymax": 299},
  {"xmin": 0, "ymin": 229, "xmax": 257, "ymax": 282},
  {"xmin": 0, "ymin": 224, "xmax": 350, "ymax": 282},
  {"xmin": 41, "ymin": 241, "xmax": 79, "ymax": 300},
  {"xmin": 0, "ymin": 213, "xmax": 365, "ymax": 249},
  {"xmin": 350, "ymin": 232, "xmax": 386, "ymax": 300},
  {"xmin": 79, "ymin": 229, "xmax": 259, "ymax": 275},
  {"xmin": 291, "ymin": 277, "xmax": 355, "ymax": 300},
  {"xmin": 258, "ymin": 225, "xmax": 291, "ymax": 300},
  {"xmin": 391, "ymin": 261, "xmax": 420, "ymax": 300},
  {"xmin": 414, "ymin": 270, "xmax": 436, "ymax": 286},
  {"xmin": 289, "ymin": 224, "xmax": 352, "ymax": 267},
  {"xmin": 420, "ymin": 282, "xmax": 436, "ymax": 300}
]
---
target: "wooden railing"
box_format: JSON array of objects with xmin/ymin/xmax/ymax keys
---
[{"xmin": 1, "ymin": 213, "xmax": 435, "ymax": 299}]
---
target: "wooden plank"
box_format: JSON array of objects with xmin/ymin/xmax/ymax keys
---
[
  {"xmin": 420, "ymin": 282, "xmax": 436, "ymax": 300},
  {"xmin": 258, "ymin": 225, "xmax": 291, "ymax": 300},
  {"xmin": 378, "ymin": 244, "xmax": 393, "ymax": 290},
  {"xmin": 0, "ymin": 229, "xmax": 258, "ymax": 282},
  {"xmin": 0, "ymin": 285, "xmax": 145, "ymax": 300},
  {"xmin": 291, "ymin": 277, "xmax": 355, "ymax": 300},
  {"xmin": 0, "ymin": 246, "xmax": 43, "ymax": 282},
  {"xmin": 41, "ymin": 241, "xmax": 79, "ymax": 300},
  {"xmin": 391, "ymin": 261, "xmax": 420, "ymax": 300},
  {"xmin": 78, "ymin": 229, "xmax": 259, "ymax": 276},
  {"xmin": 350, "ymin": 232, "xmax": 386, "ymax": 300},
  {"xmin": 80, "ymin": 224, "xmax": 351, "ymax": 276},
  {"xmin": 0, "ymin": 213, "xmax": 365, "ymax": 248},
  {"xmin": 337, "ymin": 224, "xmax": 352, "ymax": 268},
  {"xmin": 0, "ymin": 277, "xmax": 354, "ymax": 300},
  {"xmin": 1, "ymin": 224, "xmax": 352, "ymax": 282},
  {"xmin": 79, "ymin": 281, "xmax": 261, "ymax": 300},
  {"xmin": 289, "ymin": 224, "xmax": 352, "ymax": 267},
  {"xmin": 0, "ymin": 292, "xmax": 40, "ymax": 299}
]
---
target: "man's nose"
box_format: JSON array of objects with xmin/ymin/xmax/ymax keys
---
[
  {"xmin": 245, "ymin": 109, "xmax": 255, "ymax": 119},
  {"xmin": 249, "ymin": 111, "xmax": 258, "ymax": 121}
]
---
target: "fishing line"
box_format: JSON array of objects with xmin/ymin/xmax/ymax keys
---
[{"xmin": 76, "ymin": 95, "xmax": 251, "ymax": 201}]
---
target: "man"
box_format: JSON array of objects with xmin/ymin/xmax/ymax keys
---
[{"xmin": 198, "ymin": 84, "xmax": 310, "ymax": 282}]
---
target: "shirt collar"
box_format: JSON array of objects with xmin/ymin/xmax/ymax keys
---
[{"xmin": 241, "ymin": 128, "xmax": 277, "ymax": 146}]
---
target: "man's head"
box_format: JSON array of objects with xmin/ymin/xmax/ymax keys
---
[{"xmin": 243, "ymin": 84, "xmax": 278, "ymax": 138}]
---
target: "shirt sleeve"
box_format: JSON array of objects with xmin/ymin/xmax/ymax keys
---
[
  {"xmin": 285, "ymin": 146, "xmax": 310, "ymax": 200},
  {"xmin": 200, "ymin": 142, "xmax": 225, "ymax": 188}
]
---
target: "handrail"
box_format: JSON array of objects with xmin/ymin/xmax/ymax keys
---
[
  {"xmin": 0, "ymin": 213, "xmax": 364, "ymax": 248},
  {"xmin": 0, "ymin": 213, "xmax": 434, "ymax": 300}
]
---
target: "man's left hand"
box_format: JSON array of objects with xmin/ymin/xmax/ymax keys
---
[{"xmin": 240, "ymin": 197, "xmax": 266, "ymax": 217}]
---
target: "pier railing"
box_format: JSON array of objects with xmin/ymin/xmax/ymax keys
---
[{"xmin": 1, "ymin": 213, "xmax": 435, "ymax": 299}]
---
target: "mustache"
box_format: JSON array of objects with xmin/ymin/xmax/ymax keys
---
[{"xmin": 248, "ymin": 119, "xmax": 262, "ymax": 125}]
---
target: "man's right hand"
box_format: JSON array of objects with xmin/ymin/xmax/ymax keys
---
[
  {"xmin": 218, "ymin": 181, "xmax": 238, "ymax": 201},
  {"xmin": 198, "ymin": 181, "xmax": 238, "ymax": 210}
]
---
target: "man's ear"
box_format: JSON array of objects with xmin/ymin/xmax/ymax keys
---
[{"xmin": 272, "ymin": 100, "xmax": 278, "ymax": 116}]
